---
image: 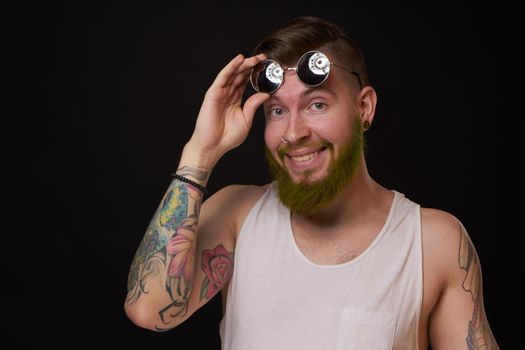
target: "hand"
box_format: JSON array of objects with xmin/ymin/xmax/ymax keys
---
[{"xmin": 186, "ymin": 53, "xmax": 270, "ymax": 167}]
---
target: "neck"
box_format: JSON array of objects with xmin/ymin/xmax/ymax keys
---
[{"xmin": 292, "ymin": 156, "xmax": 389, "ymax": 228}]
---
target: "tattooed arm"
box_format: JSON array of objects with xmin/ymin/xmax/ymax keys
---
[
  {"xmin": 124, "ymin": 53, "xmax": 269, "ymax": 331},
  {"xmin": 124, "ymin": 164, "xmax": 264, "ymax": 331},
  {"xmin": 124, "ymin": 163, "xmax": 209, "ymax": 330},
  {"xmin": 421, "ymin": 209, "xmax": 499, "ymax": 349}
]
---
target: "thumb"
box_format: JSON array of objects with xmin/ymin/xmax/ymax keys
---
[{"xmin": 242, "ymin": 92, "xmax": 270, "ymax": 126}]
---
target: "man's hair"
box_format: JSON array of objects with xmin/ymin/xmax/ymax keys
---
[{"xmin": 253, "ymin": 16, "xmax": 369, "ymax": 87}]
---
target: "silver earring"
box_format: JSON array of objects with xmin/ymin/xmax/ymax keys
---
[{"xmin": 281, "ymin": 136, "xmax": 289, "ymax": 144}]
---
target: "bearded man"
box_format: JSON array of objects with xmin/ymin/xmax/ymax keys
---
[{"xmin": 124, "ymin": 16, "xmax": 499, "ymax": 350}]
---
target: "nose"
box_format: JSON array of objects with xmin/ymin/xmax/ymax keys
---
[{"xmin": 282, "ymin": 113, "xmax": 311, "ymax": 144}]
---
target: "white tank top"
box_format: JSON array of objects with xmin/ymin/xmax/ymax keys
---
[{"xmin": 220, "ymin": 183, "xmax": 423, "ymax": 350}]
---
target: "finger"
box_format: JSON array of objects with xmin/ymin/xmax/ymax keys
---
[
  {"xmin": 230, "ymin": 54, "xmax": 268, "ymax": 88},
  {"xmin": 212, "ymin": 54, "xmax": 245, "ymax": 88},
  {"xmin": 231, "ymin": 68, "xmax": 252, "ymax": 90},
  {"xmin": 234, "ymin": 53, "xmax": 267, "ymax": 75},
  {"xmin": 242, "ymin": 92, "xmax": 271, "ymax": 125},
  {"xmin": 226, "ymin": 54, "xmax": 266, "ymax": 87}
]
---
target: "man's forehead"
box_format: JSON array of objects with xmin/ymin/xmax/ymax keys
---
[{"xmin": 266, "ymin": 83, "xmax": 337, "ymax": 103}]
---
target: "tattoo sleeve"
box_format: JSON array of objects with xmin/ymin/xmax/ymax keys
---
[
  {"xmin": 125, "ymin": 166, "xmax": 209, "ymax": 327},
  {"xmin": 458, "ymin": 223, "xmax": 500, "ymax": 350}
]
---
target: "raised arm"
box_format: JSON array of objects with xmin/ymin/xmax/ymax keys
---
[
  {"xmin": 124, "ymin": 53, "xmax": 270, "ymax": 331},
  {"xmin": 422, "ymin": 209, "xmax": 499, "ymax": 349}
]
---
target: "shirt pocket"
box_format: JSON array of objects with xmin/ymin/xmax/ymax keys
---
[{"xmin": 336, "ymin": 308, "xmax": 396, "ymax": 350}]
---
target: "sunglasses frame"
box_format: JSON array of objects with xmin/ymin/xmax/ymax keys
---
[{"xmin": 249, "ymin": 50, "xmax": 362, "ymax": 94}]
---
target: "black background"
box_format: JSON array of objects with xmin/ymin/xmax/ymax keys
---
[{"xmin": 4, "ymin": 0, "xmax": 520, "ymax": 348}]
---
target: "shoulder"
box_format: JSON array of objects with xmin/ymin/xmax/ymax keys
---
[
  {"xmin": 210, "ymin": 183, "xmax": 270, "ymax": 200},
  {"xmin": 201, "ymin": 183, "xmax": 271, "ymax": 237},
  {"xmin": 203, "ymin": 183, "xmax": 270, "ymax": 212},
  {"xmin": 420, "ymin": 207, "xmax": 474, "ymax": 288},
  {"xmin": 420, "ymin": 207, "xmax": 463, "ymax": 249}
]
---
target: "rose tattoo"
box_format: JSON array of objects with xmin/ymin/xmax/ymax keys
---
[{"xmin": 200, "ymin": 244, "xmax": 234, "ymax": 300}]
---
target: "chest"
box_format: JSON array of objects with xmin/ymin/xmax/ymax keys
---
[
  {"xmin": 291, "ymin": 219, "xmax": 385, "ymax": 265},
  {"xmin": 225, "ymin": 223, "xmax": 423, "ymax": 350}
]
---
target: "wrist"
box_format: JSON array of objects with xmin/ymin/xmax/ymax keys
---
[
  {"xmin": 171, "ymin": 173, "xmax": 208, "ymax": 195},
  {"xmin": 178, "ymin": 142, "xmax": 217, "ymax": 185}
]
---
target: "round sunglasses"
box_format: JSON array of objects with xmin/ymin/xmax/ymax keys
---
[{"xmin": 249, "ymin": 50, "xmax": 362, "ymax": 94}]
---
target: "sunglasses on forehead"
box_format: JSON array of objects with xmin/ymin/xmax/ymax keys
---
[{"xmin": 249, "ymin": 50, "xmax": 362, "ymax": 94}]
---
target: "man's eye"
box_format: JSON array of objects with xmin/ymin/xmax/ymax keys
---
[
  {"xmin": 311, "ymin": 102, "xmax": 327, "ymax": 110},
  {"xmin": 272, "ymin": 108, "xmax": 285, "ymax": 116}
]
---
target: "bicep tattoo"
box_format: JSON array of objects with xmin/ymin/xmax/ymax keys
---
[{"xmin": 458, "ymin": 223, "xmax": 499, "ymax": 350}]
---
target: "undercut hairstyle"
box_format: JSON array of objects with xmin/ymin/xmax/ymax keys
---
[{"xmin": 253, "ymin": 16, "xmax": 370, "ymax": 88}]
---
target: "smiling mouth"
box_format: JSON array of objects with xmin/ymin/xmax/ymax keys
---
[
  {"xmin": 286, "ymin": 146, "xmax": 328, "ymax": 164},
  {"xmin": 289, "ymin": 151, "xmax": 319, "ymax": 162}
]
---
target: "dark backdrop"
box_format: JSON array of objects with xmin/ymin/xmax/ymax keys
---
[{"xmin": 4, "ymin": 1, "xmax": 520, "ymax": 348}]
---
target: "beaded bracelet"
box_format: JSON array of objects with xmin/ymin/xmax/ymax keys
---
[{"xmin": 171, "ymin": 173, "xmax": 208, "ymax": 195}]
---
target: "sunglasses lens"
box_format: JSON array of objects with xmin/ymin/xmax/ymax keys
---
[
  {"xmin": 250, "ymin": 60, "xmax": 283, "ymax": 94},
  {"xmin": 296, "ymin": 51, "xmax": 331, "ymax": 86}
]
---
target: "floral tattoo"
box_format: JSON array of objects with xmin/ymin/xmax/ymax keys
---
[
  {"xmin": 125, "ymin": 165, "xmax": 208, "ymax": 329},
  {"xmin": 200, "ymin": 244, "xmax": 234, "ymax": 301},
  {"xmin": 126, "ymin": 181, "xmax": 190, "ymax": 305}
]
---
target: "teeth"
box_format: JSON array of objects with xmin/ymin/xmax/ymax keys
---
[{"xmin": 290, "ymin": 151, "xmax": 319, "ymax": 162}]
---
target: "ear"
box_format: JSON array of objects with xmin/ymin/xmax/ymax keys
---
[{"xmin": 357, "ymin": 86, "xmax": 377, "ymax": 130}]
